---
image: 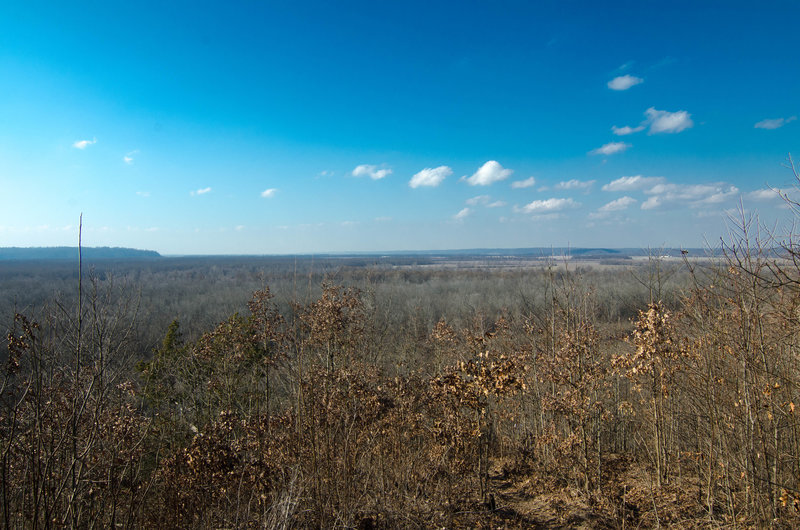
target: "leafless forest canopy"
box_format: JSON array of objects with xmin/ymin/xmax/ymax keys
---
[{"xmin": 3, "ymin": 217, "xmax": 800, "ymax": 527}]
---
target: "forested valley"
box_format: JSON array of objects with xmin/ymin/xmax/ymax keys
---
[{"xmin": 3, "ymin": 222, "xmax": 800, "ymax": 527}]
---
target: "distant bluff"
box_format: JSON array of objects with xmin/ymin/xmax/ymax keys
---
[{"xmin": 0, "ymin": 247, "xmax": 161, "ymax": 261}]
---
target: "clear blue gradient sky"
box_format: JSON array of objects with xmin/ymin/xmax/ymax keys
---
[{"xmin": 1, "ymin": 1, "xmax": 798, "ymax": 254}]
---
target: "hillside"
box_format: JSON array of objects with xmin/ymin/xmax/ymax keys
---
[{"xmin": 0, "ymin": 246, "xmax": 161, "ymax": 261}]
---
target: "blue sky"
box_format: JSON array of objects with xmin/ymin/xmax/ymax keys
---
[{"xmin": 1, "ymin": 1, "xmax": 798, "ymax": 254}]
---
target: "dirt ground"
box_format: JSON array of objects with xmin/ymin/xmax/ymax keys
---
[{"xmin": 451, "ymin": 455, "xmax": 731, "ymax": 529}]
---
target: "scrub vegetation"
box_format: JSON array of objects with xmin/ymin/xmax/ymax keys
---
[{"xmin": 3, "ymin": 187, "xmax": 800, "ymax": 527}]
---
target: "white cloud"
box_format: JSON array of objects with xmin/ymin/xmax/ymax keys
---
[
  {"xmin": 646, "ymin": 183, "xmax": 718, "ymax": 198},
  {"xmin": 589, "ymin": 142, "xmax": 631, "ymax": 156},
  {"xmin": 135, "ymin": 191, "xmax": 150, "ymax": 197},
  {"xmin": 641, "ymin": 182, "xmax": 739, "ymax": 209},
  {"xmin": 641, "ymin": 196, "xmax": 662, "ymax": 210},
  {"xmin": 319, "ymin": 170, "xmax": 334, "ymax": 177},
  {"xmin": 235, "ymin": 225, "xmax": 245, "ymax": 231},
  {"xmin": 72, "ymin": 138, "xmax": 96, "ymax": 149},
  {"xmin": 747, "ymin": 188, "xmax": 782, "ymax": 201},
  {"xmin": 608, "ymin": 75, "xmax": 643, "ymax": 91},
  {"xmin": 465, "ymin": 195, "xmax": 506, "ymax": 208},
  {"xmin": 755, "ymin": 116, "xmax": 797, "ymax": 130},
  {"xmin": 352, "ymin": 164, "xmax": 392, "ymax": 180},
  {"xmin": 190, "ymin": 187, "xmax": 212, "ymax": 196},
  {"xmin": 612, "ymin": 125, "xmax": 646, "ymax": 136},
  {"xmin": 695, "ymin": 186, "xmax": 740, "ymax": 205},
  {"xmin": 590, "ymin": 196, "xmax": 637, "ymax": 219},
  {"xmin": 123, "ymin": 149, "xmax": 138, "ymax": 164},
  {"xmin": 613, "ymin": 107, "xmax": 694, "ymax": 137},
  {"xmin": 602, "ymin": 175, "xmax": 665, "ymax": 192},
  {"xmin": 511, "ymin": 176, "xmax": 536, "ymax": 189},
  {"xmin": 466, "ymin": 195, "xmax": 490, "ymax": 206},
  {"xmin": 463, "ymin": 160, "xmax": 512, "ymax": 186},
  {"xmin": 520, "ymin": 197, "xmax": 579, "ymax": 214},
  {"xmin": 453, "ymin": 207, "xmax": 471, "ymax": 220},
  {"xmin": 599, "ymin": 196, "xmax": 637, "ymax": 212},
  {"xmin": 374, "ymin": 216, "xmax": 392, "ymax": 222},
  {"xmin": 261, "ymin": 188, "xmax": 277, "ymax": 198},
  {"xmin": 556, "ymin": 179, "xmax": 595, "ymax": 191},
  {"xmin": 409, "ymin": 166, "xmax": 452, "ymax": 188},
  {"xmin": 645, "ymin": 107, "xmax": 694, "ymax": 134}
]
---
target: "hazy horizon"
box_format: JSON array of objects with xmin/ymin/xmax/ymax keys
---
[{"xmin": 0, "ymin": 244, "xmax": 723, "ymax": 261}]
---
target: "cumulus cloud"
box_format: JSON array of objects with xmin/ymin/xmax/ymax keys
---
[
  {"xmin": 511, "ymin": 176, "xmax": 536, "ymax": 189},
  {"xmin": 72, "ymin": 138, "xmax": 96, "ymax": 149},
  {"xmin": 488, "ymin": 200, "xmax": 506, "ymax": 208},
  {"xmin": 190, "ymin": 187, "xmax": 212, "ymax": 196},
  {"xmin": 352, "ymin": 164, "xmax": 392, "ymax": 180},
  {"xmin": 453, "ymin": 207, "xmax": 472, "ymax": 220},
  {"xmin": 608, "ymin": 75, "xmax": 643, "ymax": 91},
  {"xmin": 641, "ymin": 196, "xmax": 662, "ymax": 210},
  {"xmin": 747, "ymin": 188, "xmax": 782, "ymax": 201},
  {"xmin": 556, "ymin": 179, "xmax": 595, "ymax": 191},
  {"xmin": 600, "ymin": 196, "xmax": 637, "ymax": 212},
  {"xmin": 697, "ymin": 187, "xmax": 740, "ymax": 205},
  {"xmin": 520, "ymin": 197, "xmax": 580, "ymax": 214},
  {"xmin": 645, "ymin": 107, "xmax": 694, "ymax": 134},
  {"xmin": 463, "ymin": 161, "xmax": 512, "ymax": 186},
  {"xmin": 590, "ymin": 196, "xmax": 637, "ymax": 218},
  {"xmin": 589, "ymin": 142, "xmax": 631, "ymax": 156},
  {"xmin": 409, "ymin": 166, "xmax": 452, "ymax": 188},
  {"xmin": 602, "ymin": 175, "xmax": 665, "ymax": 192},
  {"xmin": 755, "ymin": 116, "xmax": 797, "ymax": 130},
  {"xmin": 261, "ymin": 188, "xmax": 277, "ymax": 198},
  {"xmin": 641, "ymin": 182, "xmax": 739, "ymax": 209},
  {"xmin": 612, "ymin": 125, "xmax": 646, "ymax": 136},
  {"xmin": 613, "ymin": 107, "xmax": 694, "ymax": 137}
]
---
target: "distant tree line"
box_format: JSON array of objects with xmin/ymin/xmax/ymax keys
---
[{"xmin": 0, "ymin": 246, "xmax": 161, "ymax": 261}]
